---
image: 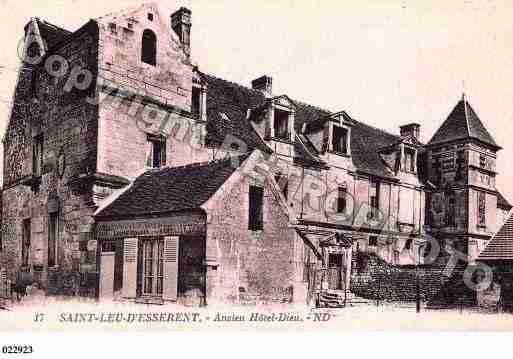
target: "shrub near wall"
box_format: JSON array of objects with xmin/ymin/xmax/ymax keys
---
[{"xmin": 350, "ymin": 252, "xmax": 476, "ymax": 307}]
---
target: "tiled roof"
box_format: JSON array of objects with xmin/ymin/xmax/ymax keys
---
[
  {"xmin": 350, "ymin": 120, "xmax": 401, "ymax": 178},
  {"xmin": 497, "ymin": 190, "xmax": 512, "ymax": 209},
  {"xmin": 200, "ymin": 73, "xmax": 272, "ymax": 154},
  {"xmin": 36, "ymin": 19, "xmax": 72, "ymax": 49},
  {"xmin": 95, "ymin": 154, "xmax": 249, "ymax": 219},
  {"xmin": 428, "ymin": 98, "xmax": 500, "ymax": 149},
  {"xmin": 478, "ymin": 211, "xmax": 513, "ymax": 261}
]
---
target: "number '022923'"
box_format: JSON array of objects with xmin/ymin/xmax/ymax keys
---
[{"xmin": 1, "ymin": 346, "xmax": 34, "ymax": 354}]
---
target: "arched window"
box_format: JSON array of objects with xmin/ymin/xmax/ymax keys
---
[{"xmin": 141, "ymin": 29, "xmax": 157, "ymax": 66}]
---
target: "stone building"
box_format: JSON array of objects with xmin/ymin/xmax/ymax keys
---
[{"xmin": 0, "ymin": 2, "xmax": 510, "ymax": 305}]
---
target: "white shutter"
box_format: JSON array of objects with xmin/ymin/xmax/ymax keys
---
[
  {"xmin": 163, "ymin": 236, "xmax": 179, "ymax": 301},
  {"xmin": 122, "ymin": 238, "xmax": 138, "ymax": 298}
]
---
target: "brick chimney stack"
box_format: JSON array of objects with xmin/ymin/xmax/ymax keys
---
[
  {"xmin": 251, "ymin": 75, "xmax": 273, "ymax": 98},
  {"xmin": 400, "ymin": 123, "xmax": 420, "ymax": 139},
  {"xmin": 171, "ymin": 7, "xmax": 192, "ymax": 57}
]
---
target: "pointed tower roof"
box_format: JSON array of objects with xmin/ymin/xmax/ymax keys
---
[{"xmin": 427, "ymin": 95, "xmax": 501, "ymax": 150}]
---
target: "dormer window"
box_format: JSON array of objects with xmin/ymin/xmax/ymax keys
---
[
  {"xmin": 404, "ymin": 148, "xmax": 416, "ymax": 173},
  {"xmin": 141, "ymin": 29, "xmax": 157, "ymax": 66},
  {"xmin": 274, "ymin": 108, "xmax": 290, "ymax": 141},
  {"xmin": 332, "ymin": 126, "xmax": 348, "ymax": 154}
]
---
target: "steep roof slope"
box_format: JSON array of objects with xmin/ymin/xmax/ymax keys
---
[
  {"xmin": 478, "ymin": 211, "xmax": 513, "ymax": 261},
  {"xmin": 96, "ymin": 154, "xmax": 249, "ymax": 219},
  {"xmin": 350, "ymin": 120, "xmax": 401, "ymax": 178},
  {"xmin": 428, "ymin": 98, "xmax": 500, "ymax": 149}
]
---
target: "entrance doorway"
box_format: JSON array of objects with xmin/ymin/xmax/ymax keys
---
[
  {"xmin": 327, "ymin": 253, "xmax": 344, "ymax": 290},
  {"xmin": 140, "ymin": 238, "xmax": 164, "ymax": 297}
]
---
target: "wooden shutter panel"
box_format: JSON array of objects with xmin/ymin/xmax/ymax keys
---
[
  {"xmin": 145, "ymin": 141, "xmax": 153, "ymax": 168},
  {"xmin": 122, "ymin": 238, "xmax": 138, "ymax": 298},
  {"xmin": 161, "ymin": 140, "xmax": 167, "ymax": 166},
  {"xmin": 163, "ymin": 236, "xmax": 179, "ymax": 301}
]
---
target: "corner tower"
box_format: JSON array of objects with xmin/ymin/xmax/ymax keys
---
[{"xmin": 425, "ymin": 94, "xmax": 502, "ymax": 262}]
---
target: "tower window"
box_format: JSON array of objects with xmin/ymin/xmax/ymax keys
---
[
  {"xmin": 369, "ymin": 181, "xmax": 380, "ymax": 219},
  {"xmin": 22, "ymin": 219, "xmax": 31, "ymax": 268},
  {"xmin": 478, "ymin": 191, "xmax": 486, "ymax": 227},
  {"xmin": 141, "ymin": 29, "xmax": 157, "ymax": 66},
  {"xmin": 148, "ymin": 13, "xmax": 154, "ymax": 21}
]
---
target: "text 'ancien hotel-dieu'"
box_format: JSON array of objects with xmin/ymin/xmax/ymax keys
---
[{"xmin": 1, "ymin": 2, "xmax": 512, "ymax": 308}]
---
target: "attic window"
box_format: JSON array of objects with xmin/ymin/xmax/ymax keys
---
[
  {"xmin": 148, "ymin": 13, "xmax": 154, "ymax": 21},
  {"xmin": 404, "ymin": 148, "xmax": 416, "ymax": 173},
  {"xmin": 332, "ymin": 126, "xmax": 348, "ymax": 154},
  {"xmin": 141, "ymin": 29, "xmax": 157, "ymax": 66},
  {"xmin": 274, "ymin": 108, "xmax": 290, "ymax": 141}
]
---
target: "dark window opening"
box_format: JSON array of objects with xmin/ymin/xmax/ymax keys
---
[
  {"xmin": 274, "ymin": 174, "xmax": 288, "ymax": 200},
  {"xmin": 33, "ymin": 135, "xmax": 43, "ymax": 177},
  {"xmin": 22, "ymin": 219, "xmax": 31, "ymax": 267},
  {"xmin": 192, "ymin": 87, "xmax": 201, "ymax": 116},
  {"xmin": 249, "ymin": 186, "xmax": 264, "ymax": 231},
  {"xmin": 48, "ymin": 212, "xmax": 58, "ymax": 267},
  {"xmin": 147, "ymin": 136, "xmax": 166, "ymax": 168},
  {"xmin": 337, "ymin": 187, "xmax": 347, "ymax": 213},
  {"xmin": 456, "ymin": 151, "xmax": 465, "ymax": 180},
  {"xmin": 332, "ymin": 126, "xmax": 348, "ymax": 154},
  {"xmin": 369, "ymin": 181, "xmax": 380, "ymax": 219},
  {"xmin": 148, "ymin": 13, "xmax": 154, "ymax": 21},
  {"xmin": 479, "ymin": 154, "xmax": 487, "ymax": 169},
  {"xmin": 369, "ymin": 236, "xmax": 378, "ymax": 247},
  {"xmin": 274, "ymin": 109, "xmax": 290, "ymax": 140},
  {"xmin": 141, "ymin": 29, "xmax": 157, "ymax": 66}
]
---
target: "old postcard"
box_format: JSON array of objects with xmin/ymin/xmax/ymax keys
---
[{"xmin": 1, "ymin": 1, "xmax": 513, "ymax": 347}]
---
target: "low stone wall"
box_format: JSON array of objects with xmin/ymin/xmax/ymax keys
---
[{"xmin": 350, "ymin": 252, "xmax": 476, "ymax": 307}]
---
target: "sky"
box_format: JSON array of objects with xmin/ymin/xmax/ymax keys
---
[{"xmin": 0, "ymin": 0, "xmax": 513, "ymax": 201}]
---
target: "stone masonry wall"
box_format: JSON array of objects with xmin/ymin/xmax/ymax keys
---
[{"xmin": 1, "ymin": 23, "xmax": 100, "ymax": 293}]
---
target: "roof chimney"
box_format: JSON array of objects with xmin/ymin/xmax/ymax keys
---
[
  {"xmin": 251, "ymin": 75, "xmax": 273, "ymax": 98},
  {"xmin": 171, "ymin": 7, "xmax": 192, "ymax": 57},
  {"xmin": 400, "ymin": 123, "xmax": 420, "ymax": 139}
]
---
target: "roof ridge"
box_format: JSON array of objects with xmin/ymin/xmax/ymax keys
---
[
  {"xmin": 202, "ymin": 72, "xmax": 264, "ymax": 97},
  {"xmin": 145, "ymin": 153, "xmax": 250, "ymax": 174},
  {"xmin": 36, "ymin": 18, "xmax": 72, "ymax": 34},
  {"xmin": 352, "ymin": 118, "xmax": 401, "ymax": 140}
]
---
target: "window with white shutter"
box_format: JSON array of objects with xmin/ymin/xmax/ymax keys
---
[
  {"xmin": 122, "ymin": 238, "xmax": 138, "ymax": 298},
  {"xmin": 163, "ymin": 236, "xmax": 179, "ymax": 301}
]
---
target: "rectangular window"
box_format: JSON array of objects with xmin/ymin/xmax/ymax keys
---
[
  {"xmin": 248, "ymin": 186, "xmax": 264, "ymax": 231},
  {"xmin": 446, "ymin": 195, "xmax": 456, "ymax": 227},
  {"xmin": 274, "ymin": 174, "xmax": 288, "ymax": 200},
  {"xmin": 404, "ymin": 149, "xmax": 415, "ymax": 172},
  {"xmin": 22, "ymin": 219, "xmax": 31, "ymax": 267},
  {"xmin": 48, "ymin": 212, "xmax": 58, "ymax": 267},
  {"xmin": 274, "ymin": 109, "xmax": 290, "ymax": 140},
  {"xmin": 479, "ymin": 154, "xmax": 487, "ymax": 169},
  {"xmin": 369, "ymin": 236, "xmax": 378, "ymax": 247},
  {"xmin": 478, "ymin": 191, "xmax": 486, "ymax": 227},
  {"xmin": 369, "ymin": 181, "xmax": 380, "ymax": 219},
  {"xmin": 147, "ymin": 136, "xmax": 166, "ymax": 168},
  {"xmin": 332, "ymin": 126, "xmax": 348, "ymax": 154},
  {"xmin": 337, "ymin": 187, "xmax": 347, "ymax": 213},
  {"xmin": 33, "ymin": 135, "xmax": 43, "ymax": 177},
  {"xmin": 191, "ymin": 87, "xmax": 201, "ymax": 116}
]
